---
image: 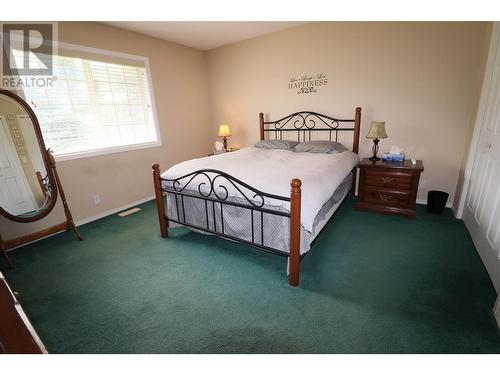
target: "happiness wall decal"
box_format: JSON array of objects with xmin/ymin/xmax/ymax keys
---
[{"xmin": 288, "ymin": 73, "xmax": 328, "ymax": 95}]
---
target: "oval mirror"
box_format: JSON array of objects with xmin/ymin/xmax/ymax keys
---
[{"xmin": 0, "ymin": 89, "xmax": 58, "ymax": 222}]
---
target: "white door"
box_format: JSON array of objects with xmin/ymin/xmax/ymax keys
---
[
  {"xmin": 0, "ymin": 116, "xmax": 36, "ymax": 215},
  {"xmin": 17, "ymin": 115, "xmax": 45, "ymax": 173},
  {"xmin": 463, "ymin": 24, "xmax": 500, "ymax": 292}
]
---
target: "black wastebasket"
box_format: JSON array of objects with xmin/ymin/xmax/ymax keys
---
[{"xmin": 427, "ymin": 191, "xmax": 449, "ymax": 214}]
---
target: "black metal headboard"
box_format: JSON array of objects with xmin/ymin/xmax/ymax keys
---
[{"xmin": 259, "ymin": 107, "xmax": 361, "ymax": 154}]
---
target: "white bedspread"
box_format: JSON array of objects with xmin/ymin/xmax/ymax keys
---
[{"xmin": 161, "ymin": 147, "xmax": 359, "ymax": 232}]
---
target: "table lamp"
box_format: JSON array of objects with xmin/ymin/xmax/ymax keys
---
[
  {"xmin": 218, "ymin": 124, "xmax": 231, "ymax": 152},
  {"xmin": 366, "ymin": 121, "xmax": 388, "ymax": 161}
]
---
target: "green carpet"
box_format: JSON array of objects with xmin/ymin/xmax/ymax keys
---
[{"xmin": 2, "ymin": 196, "xmax": 499, "ymax": 353}]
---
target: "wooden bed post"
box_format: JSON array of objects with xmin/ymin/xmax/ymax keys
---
[
  {"xmin": 152, "ymin": 164, "xmax": 168, "ymax": 238},
  {"xmin": 352, "ymin": 107, "xmax": 362, "ymax": 195},
  {"xmin": 289, "ymin": 178, "xmax": 302, "ymax": 287},
  {"xmin": 259, "ymin": 113, "xmax": 265, "ymax": 140}
]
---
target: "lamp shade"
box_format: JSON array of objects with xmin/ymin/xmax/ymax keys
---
[
  {"xmin": 366, "ymin": 121, "xmax": 388, "ymax": 139},
  {"xmin": 218, "ymin": 124, "xmax": 231, "ymax": 137}
]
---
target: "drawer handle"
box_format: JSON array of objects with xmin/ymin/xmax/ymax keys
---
[
  {"xmin": 381, "ymin": 177, "xmax": 394, "ymax": 184},
  {"xmin": 379, "ymin": 194, "xmax": 392, "ymax": 201}
]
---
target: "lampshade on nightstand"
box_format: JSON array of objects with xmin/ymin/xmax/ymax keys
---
[
  {"xmin": 366, "ymin": 121, "xmax": 387, "ymax": 139},
  {"xmin": 366, "ymin": 121, "xmax": 388, "ymax": 161},
  {"xmin": 218, "ymin": 124, "xmax": 231, "ymax": 137},
  {"xmin": 218, "ymin": 124, "xmax": 231, "ymax": 151}
]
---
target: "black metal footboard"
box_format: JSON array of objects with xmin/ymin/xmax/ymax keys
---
[
  {"xmin": 152, "ymin": 165, "xmax": 303, "ymax": 286},
  {"xmin": 160, "ymin": 169, "xmax": 292, "ymax": 257}
]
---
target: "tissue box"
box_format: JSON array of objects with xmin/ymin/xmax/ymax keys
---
[{"xmin": 382, "ymin": 153, "xmax": 405, "ymax": 162}]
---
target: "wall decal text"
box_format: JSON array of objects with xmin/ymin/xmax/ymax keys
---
[{"xmin": 288, "ymin": 73, "xmax": 328, "ymax": 94}]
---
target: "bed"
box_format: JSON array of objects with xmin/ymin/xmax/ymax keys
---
[{"xmin": 152, "ymin": 108, "xmax": 361, "ymax": 286}]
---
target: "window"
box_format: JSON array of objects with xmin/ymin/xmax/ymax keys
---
[{"xmin": 13, "ymin": 44, "xmax": 160, "ymax": 160}]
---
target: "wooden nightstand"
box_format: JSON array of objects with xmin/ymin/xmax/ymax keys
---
[{"xmin": 356, "ymin": 158, "xmax": 424, "ymax": 218}]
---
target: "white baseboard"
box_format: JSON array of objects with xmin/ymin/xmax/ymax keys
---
[
  {"xmin": 495, "ymin": 296, "xmax": 500, "ymax": 329},
  {"xmin": 416, "ymin": 199, "xmax": 453, "ymax": 209},
  {"xmin": 6, "ymin": 196, "xmax": 157, "ymax": 252},
  {"xmin": 75, "ymin": 195, "xmax": 155, "ymax": 226}
]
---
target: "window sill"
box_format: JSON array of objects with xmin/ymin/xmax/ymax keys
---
[{"xmin": 53, "ymin": 140, "xmax": 162, "ymax": 162}]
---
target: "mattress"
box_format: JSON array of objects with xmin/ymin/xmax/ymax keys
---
[{"xmin": 162, "ymin": 147, "xmax": 359, "ymax": 232}]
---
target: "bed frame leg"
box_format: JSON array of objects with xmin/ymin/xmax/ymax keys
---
[
  {"xmin": 152, "ymin": 163, "xmax": 168, "ymax": 238},
  {"xmin": 351, "ymin": 107, "xmax": 361, "ymax": 195},
  {"xmin": 351, "ymin": 168, "xmax": 357, "ymax": 196},
  {"xmin": 289, "ymin": 178, "xmax": 302, "ymax": 287}
]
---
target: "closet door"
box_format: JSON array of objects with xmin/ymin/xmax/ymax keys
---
[{"xmin": 463, "ymin": 24, "xmax": 500, "ymax": 292}]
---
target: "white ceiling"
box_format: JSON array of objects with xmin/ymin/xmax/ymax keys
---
[{"xmin": 103, "ymin": 21, "xmax": 306, "ymax": 51}]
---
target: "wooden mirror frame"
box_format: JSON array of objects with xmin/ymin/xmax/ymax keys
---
[{"xmin": 0, "ymin": 89, "xmax": 58, "ymax": 222}]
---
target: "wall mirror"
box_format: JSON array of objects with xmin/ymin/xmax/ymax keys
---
[{"xmin": 0, "ymin": 89, "xmax": 81, "ymax": 268}]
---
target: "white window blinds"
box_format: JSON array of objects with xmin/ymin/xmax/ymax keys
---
[{"xmin": 13, "ymin": 48, "xmax": 159, "ymax": 158}]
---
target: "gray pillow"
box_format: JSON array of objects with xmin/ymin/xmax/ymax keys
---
[
  {"xmin": 294, "ymin": 140, "xmax": 348, "ymax": 154},
  {"xmin": 254, "ymin": 140, "xmax": 299, "ymax": 150}
]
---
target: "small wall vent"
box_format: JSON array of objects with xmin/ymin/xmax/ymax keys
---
[{"xmin": 118, "ymin": 207, "xmax": 141, "ymax": 217}]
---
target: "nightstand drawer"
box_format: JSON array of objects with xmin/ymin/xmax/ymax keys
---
[
  {"xmin": 364, "ymin": 186, "xmax": 410, "ymax": 208},
  {"xmin": 365, "ymin": 170, "xmax": 412, "ymax": 190},
  {"xmin": 356, "ymin": 158, "xmax": 424, "ymax": 218}
]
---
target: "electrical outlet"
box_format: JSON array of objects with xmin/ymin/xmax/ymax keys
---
[
  {"xmin": 419, "ymin": 178, "xmax": 426, "ymax": 189},
  {"xmin": 93, "ymin": 194, "xmax": 101, "ymax": 204}
]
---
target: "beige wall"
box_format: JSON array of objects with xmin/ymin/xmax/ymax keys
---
[
  {"xmin": 1, "ymin": 21, "xmax": 212, "ymax": 240},
  {"xmin": 206, "ymin": 22, "xmax": 489, "ymax": 203},
  {"xmin": 1, "ymin": 21, "xmax": 491, "ymax": 241}
]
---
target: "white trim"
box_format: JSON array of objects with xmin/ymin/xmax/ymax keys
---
[
  {"xmin": 6, "ymin": 195, "xmax": 156, "ymax": 251},
  {"xmin": 75, "ymin": 195, "xmax": 155, "ymax": 226},
  {"xmin": 455, "ymin": 23, "xmax": 500, "ymax": 219},
  {"xmin": 5, "ymin": 36, "xmax": 162, "ymax": 162},
  {"xmin": 52, "ymin": 43, "xmax": 163, "ymax": 162},
  {"xmin": 54, "ymin": 141, "xmax": 161, "ymax": 162},
  {"xmin": 2, "ymin": 33, "xmax": 148, "ymax": 66},
  {"xmin": 57, "ymin": 41, "xmax": 150, "ymax": 64},
  {"xmin": 56, "ymin": 42, "xmax": 163, "ymax": 160}
]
